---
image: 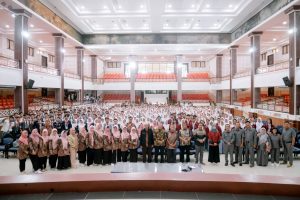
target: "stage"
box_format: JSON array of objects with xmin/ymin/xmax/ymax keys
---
[{"xmin": 0, "ymin": 163, "xmax": 299, "ymax": 197}]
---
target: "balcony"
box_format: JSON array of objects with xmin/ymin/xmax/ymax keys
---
[
  {"xmin": 0, "ymin": 55, "xmax": 18, "ymax": 68},
  {"xmin": 136, "ymin": 73, "xmax": 176, "ymax": 82},
  {"xmin": 256, "ymin": 61, "xmax": 289, "ymax": 74},
  {"xmin": 28, "ymin": 63, "xmax": 59, "ymax": 76}
]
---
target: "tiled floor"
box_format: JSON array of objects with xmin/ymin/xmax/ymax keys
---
[
  {"xmin": 0, "ymin": 192, "xmax": 299, "ymax": 200},
  {"xmin": 0, "ymin": 152, "xmax": 299, "ymax": 177}
]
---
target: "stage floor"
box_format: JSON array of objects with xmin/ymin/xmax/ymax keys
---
[{"xmin": 111, "ymin": 162, "xmax": 203, "ymax": 174}]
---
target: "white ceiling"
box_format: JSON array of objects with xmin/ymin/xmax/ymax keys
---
[{"xmin": 40, "ymin": 0, "xmax": 273, "ymax": 34}]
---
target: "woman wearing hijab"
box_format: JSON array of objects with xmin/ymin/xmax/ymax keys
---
[
  {"xmin": 57, "ymin": 131, "xmax": 71, "ymax": 170},
  {"xmin": 256, "ymin": 117, "xmax": 264, "ymax": 132},
  {"xmin": 38, "ymin": 129, "xmax": 49, "ymax": 172},
  {"xmin": 48, "ymin": 128, "xmax": 59, "ymax": 169},
  {"xmin": 68, "ymin": 127, "xmax": 78, "ymax": 168},
  {"xmin": 28, "ymin": 129, "xmax": 40, "ymax": 173},
  {"xmin": 120, "ymin": 126, "xmax": 129, "ymax": 162},
  {"xmin": 208, "ymin": 125, "xmax": 221, "ymax": 164},
  {"xmin": 94, "ymin": 124, "xmax": 104, "ymax": 165},
  {"xmin": 78, "ymin": 126, "xmax": 87, "ymax": 166},
  {"xmin": 129, "ymin": 127, "xmax": 139, "ymax": 162},
  {"xmin": 103, "ymin": 126, "xmax": 112, "ymax": 165},
  {"xmin": 166, "ymin": 123, "xmax": 178, "ymax": 163},
  {"xmin": 112, "ymin": 125, "xmax": 121, "ymax": 164},
  {"xmin": 86, "ymin": 125, "xmax": 95, "ymax": 166},
  {"xmin": 257, "ymin": 127, "xmax": 271, "ymax": 166},
  {"xmin": 17, "ymin": 130, "xmax": 29, "ymax": 174}
]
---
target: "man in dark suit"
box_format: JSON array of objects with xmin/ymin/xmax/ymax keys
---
[
  {"xmin": 62, "ymin": 115, "xmax": 72, "ymax": 132},
  {"xmin": 140, "ymin": 123, "xmax": 154, "ymax": 163}
]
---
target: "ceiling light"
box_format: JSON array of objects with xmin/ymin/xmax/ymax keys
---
[
  {"xmin": 168, "ymin": 4, "xmax": 172, "ymax": 8},
  {"xmin": 228, "ymin": 4, "xmax": 233, "ymax": 8},
  {"xmin": 103, "ymin": 5, "xmax": 108, "ymax": 9},
  {"xmin": 118, "ymin": 5, "xmax": 122, "ymax": 9},
  {"xmin": 249, "ymin": 47, "xmax": 255, "ymax": 53},
  {"xmin": 273, "ymin": 38, "xmax": 277, "ymax": 41},
  {"xmin": 21, "ymin": 31, "xmax": 30, "ymax": 38},
  {"xmin": 80, "ymin": 6, "xmax": 85, "ymax": 9},
  {"xmin": 82, "ymin": 59, "xmax": 86, "ymax": 63},
  {"xmin": 30, "ymin": 24, "xmax": 34, "ymax": 28},
  {"xmin": 5, "ymin": 25, "xmax": 9, "ymax": 28},
  {"xmin": 11, "ymin": 14, "xmax": 15, "ymax": 18},
  {"xmin": 206, "ymin": 4, "xmax": 210, "ymax": 8},
  {"xmin": 61, "ymin": 48, "xmax": 66, "ymax": 53},
  {"xmin": 288, "ymin": 28, "xmax": 295, "ymax": 34},
  {"xmin": 39, "ymin": 40, "xmax": 43, "ymax": 43},
  {"xmin": 214, "ymin": 23, "xmax": 218, "ymax": 26},
  {"xmin": 282, "ymin": 21, "xmax": 287, "ymax": 25},
  {"xmin": 191, "ymin": 4, "xmax": 195, "ymax": 8},
  {"xmin": 195, "ymin": 23, "xmax": 199, "ymax": 26},
  {"xmin": 140, "ymin": 4, "xmax": 144, "ymax": 8}
]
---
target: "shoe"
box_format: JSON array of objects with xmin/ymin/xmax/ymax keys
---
[
  {"xmin": 233, "ymin": 161, "xmax": 238, "ymax": 164},
  {"xmin": 36, "ymin": 170, "xmax": 43, "ymax": 174},
  {"xmin": 287, "ymin": 163, "xmax": 293, "ymax": 168},
  {"xmin": 275, "ymin": 163, "xmax": 280, "ymax": 167},
  {"xmin": 250, "ymin": 164, "xmax": 254, "ymax": 168},
  {"xmin": 243, "ymin": 162, "xmax": 249, "ymax": 164},
  {"xmin": 271, "ymin": 163, "xmax": 275, "ymax": 167},
  {"xmin": 225, "ymin": 163, "xmax": 228, "ymax": 166},
  {"xmin": 281, "ymin": 161, "xmax": 287, "ymax": 165},
  {"xmin": 231, "ymin": 163, "xmax": 235, "ymax": 167},
  {"xmin": 239, "ymin": 163, "xmax": 242, "ymax": 166},
  {"xmin": 200, "ymin": 162, "xmax": 205, "ymax": 165}
]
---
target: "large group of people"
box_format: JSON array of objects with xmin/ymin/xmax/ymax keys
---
[{"xmin": 0, "ymin": 103, "xmax": 297, "ymax": 174}]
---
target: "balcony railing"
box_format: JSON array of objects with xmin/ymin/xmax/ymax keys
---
[
  {"xmin": 28, "ymin": 63, "xmax": 59, "ymax": 75},
  {"xmin": 64, "ymin": 73, "xmax": 80, "ymax": 79},
  {"xmin": 0, "ymin": 55, "xmax": 19, "ymax": 68},
  {"xmin": 256, "ymin": 60, "xmax": 289, "ymax": 74}
]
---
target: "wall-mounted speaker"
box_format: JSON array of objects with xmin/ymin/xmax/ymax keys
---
[
  {"xmin": 282, "ymin": 76, "xmax": 293, "ymax": 87},
  {"xmin": 27, "ymin": 79, "xmax": 35, "ymax": 89},
  {"xmin": 268, "ymin": 87, "xmax": 274, "ymax": 97}
]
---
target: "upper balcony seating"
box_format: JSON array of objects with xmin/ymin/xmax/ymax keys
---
[
  {"xmin": 136, "ymin": 73, "xmax": 176, "ymax": 80},
  {"xmin": 186, "ymin": 72, "xmax": 209, "ymax": 80},
  {"xmin": 182, "ymin": 94, "xmax": 210, "ymax": 101},
  {"xmin": 103, "ymin": 94, "xmax": 130, "ymax": 101},
  {"xmin": 103, "ymin": 73, "xmax": 127, "ymax": 79},
  {"xmin": 0, "ymin": 96, "xmax": 14, "ymax": 109}
]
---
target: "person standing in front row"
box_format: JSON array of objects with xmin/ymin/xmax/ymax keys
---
[
  {"xmin": 281, "ymin": 121, "xmax": 296, "ymax": 167},
  {"xmin": 77, "ymin": 127, "xmax": 87, "ymax": 166},
  {"xmin": 232, "ymin": 122, "xmax": 244, "ymax": 166},
  {"xmin": 68, "ymin": 128, "xmax": 78, "ymax": 168},
  {"xmin": 86, "ymin": 125, "xmax": 95, "ymax": 166},
  {"xmin": 193, "ymin": 123, "xmax": 206, "ymax": 165},
  {"xmin": 154, "ymin": 123, "xmax": 166, "ymax": 163},
  {"xmin": 270, "ymin": 127, "xmax": 282, "ymax": 167},
  {"xmin": 256, "ymin": 127, "xmax": 270, "ymax": 167},
  {"xmin": 179, "ymin": 122, "xmax": 191, "ymax": 163},
  {"xmin": 140, "ymin": 123, "xmax": 154, "ymax": 163},
  {"xmin": 166, "ymin": 123, "xmax": 177, "ymax": 163},
  {"xmin": 243, "ymin": 121, "xmax": 257, "ymax": 168},
  {"xmin": 57, "ymin": 131, "xmax": 71, "ymax": 170},
  {"xmin": 120, "ymin": 127, "xmax": 130, "ymax": 162},
  {"xmin": 129, "ymin": 127, "xmax": 139, "ymax": 162},
  {"xmin": 222, "ymin": 124, "xmax": 235, "ymax": 167},
  {"xmin": 28, "ymin": 129, "xmax": 40, "ymax": 173},
  {"xmin": 18, "ymin": 130, "xmax": 29, "ymax": 174},
  {"xmin": 208, "ymin": 126, "xmax": 221, "ymax": 165}
]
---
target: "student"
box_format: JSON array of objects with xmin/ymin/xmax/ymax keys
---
[
  {"xmin": 28, "ymin": 129, "xmax": 40, "ymax": 173},
  {"xmin": 256, "ymin": 127, "xmax": 271, "ymax": 167},
  {"xmin": 166, "ymin": 123, "xmax": 177, "ymax": 163},
  {"xmin": 78, "ymin": 126, "xmax": 87, "ymax": 166},
  {"xmin": 129, "ymin": 127, "xmax": 139, "ymax": 162},
  {"xmin": 94, "ymin": 123, "xmax": 104, "ymax": 165},
  {"xmin": 57, "ymin": 131, "xmax": 71, "ymax": 170},
  {"xmin": 179, "ymin": 122, "xmax": 191, "ymax": 163},
  {"xmin": 17, "ymin": 130, "xmax": 29, "ymax": 174},
  {"xmin": 222, "ymin": 124, "xmax": 235, "ymax": 167},
  {"xmin": 243, "ymin": 121, "xmax": 257, "ymax": 168},
  {"xmin": 120, "ymin": 126, "xmax": 130, "ymax": 162},
  {"xmin": 140, "ymin": 123, "xmax": 154, "ymax": 163},
  {"xmin": 86, "ymin": 125, "xmax": 95, "ymax": 166},
  {"xmin": 270, "ymin": 128, "xmax": 282, "ymax": 167},
  {"xmin": 153, "ymin": 123, "xmax": 166, "ymax": 163},
  {"xmin": 193, "ymin": 123, "xmax": 206, "ymax": 165},
  {"xmin": 38, "ymin": 129, "xmax": 49, "ymax": 172},
  {"xmin": 68, "ymin": 128, "xmax": 78, "ymax": 168},
  {"xmin": 231, "ymin": 122, "xmax": 244, "ymax": 166},
  {"xmin": 103, "ymin": 126, "xmax": 112, "ymax": 165},
  {"xmin": 112, "ymin": 125, "xmax": 121, "ymax": 163},
  {"xmin": 48, "ymin": 128, "xmax": 59, "ymax": 169},
  {"xmin": 281, "ymin": 121, "xmax": 296, "ymax": 167},
  {"xmin": 208, "ymin": 126, "xmax": 221, "ymax": 164}
]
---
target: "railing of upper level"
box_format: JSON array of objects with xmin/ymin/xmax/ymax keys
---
[
  {"xmin": 28, "ymin": 63, "xmax": 59, "ymax": 75},
  {"xmin": 0, "ymin": 55, "xmax": 19, "ymax": 68},
  {"xmin": 256, "ymin": 61, "xmax": 289, "ymax": 74}
]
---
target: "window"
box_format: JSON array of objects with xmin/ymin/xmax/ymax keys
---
[
  {"xmin": 267, "ymin": 54, "xmax": 274, "ymax": 66},
  {"xmin": 137, "ymin": 62, "xmax": 175, "ymax": 73},
  {"xmin": 282, "ymin": 44, "xmax": 289, "ymax": 55},
  {"xmin": 41, "ymin": 56, "xmax": 48, "ymax": 67},
  {"xmin": 191, "ymin": 61, "xmax": 206, "ymax": 68},
  {"xmin": 7, "ymin": 39, "xmax": 14, "ymax": 50},
  {"xmin": 28, "ymin": 47, "xmax": 34, "ymax": 57},
  {"xmin": 271, "ymin": 49, "xmax": 278, "ymax": 54},
  {"xmin": 107, "ymin": 62, "xmax": 121, "ymax": 68},
  {"xmin": 48, "ymin": 54, "xmax": 55, "ymax": 63},
  {"xmin": 261, "ymin": 53, "xmax": 267, "ymax": 61},
  {"xmin": 181, "ymin": 63, "xmax": 188, "ymax": 78}
]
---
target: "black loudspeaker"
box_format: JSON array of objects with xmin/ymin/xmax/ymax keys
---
[
  {"xmin": 268, "ymin": 87, "xmax": 274, "ymax": 97},
  {"xmin": 41, "ymin": 88, "xmax": 48, "ymax": 97},
  {"xmin": 283, "ymin": 76, "xmax": 293, "ymax": 87},
  {"xmin": 27, "ymin": 79, "xmax": 35, "ymax": 89}
]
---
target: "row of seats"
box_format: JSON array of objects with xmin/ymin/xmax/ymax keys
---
[
  {"xmin": 103, "ymin": 73, "xmax": 126, "ymax": 79},
  {"xmin": 182, "ymin": 94, "xmax": 210, "ymax": 100},
  {"xmin": 186, "ymin": 72, "xmax": 209, "ymax": 79},
  {"xmin": 103, "ymin": 94, "xmax": 130, "ymax": 101},
  {"xmin": 136, "ymin": 73, "xmax": 176, "ymax": 79},
  {"xmin": 0, "ymin": 97, "xmax": 14, "ymax": 109}
]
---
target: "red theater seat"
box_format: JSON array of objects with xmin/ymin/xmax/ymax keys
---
[
  {"xmin": 182, "ymin": 94, "xmax": 209, "ymax": 101},
  {"xmin": 103, "ymin": 73, "xmax": 126, "ymax": 79},
  {"xmin": 136, "ymin": 73, "xmax": 176, "ymax": 80},
  {"xmin": 186, "ymin": 72, "xmax": 209, "ymax": 79}
]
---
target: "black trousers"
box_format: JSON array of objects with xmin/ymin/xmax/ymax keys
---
[
  {"xmin": 129, "ymin": 149, "xmax": 138, "ymax": 162},
  {"xmin": 154, "ymin": 146, "xmax": 165, "ymax": 163},
  {"xmin": 29, "ymin": 154, "xmax": 39, "ymax": 171},
  {"xmin": 49, "ymin": 154, "xmax": 58, "ymax": 168},
  {"xmin": 167, "ymin": 149, "xmax": 176, "ymax": 163},
  {"xmin": 179, "ymin": 145, "xmax": 190, "ymax": 163},
  {"xmin": 103, "ymin": 150, "xmax": 112, "ymax": 165},
  {"xmin": 19, "ymin": 158, "xmax": 26, "ymax": 172},
  {"xmin": 78, "ymin": 150, "xmax": 87, "ymax": 164},
  {"xmin": 57, "ymin": 155, "xmax": 71, "ymax": 170},
  {"xmin": 94, "ymin": 148, "xmax": 103, "ymax": 165},
  {"xmin": 86, "ymin": 148, "xmax": 95, "ymax": 166},
  {"xmin": 121, "ymin": 151, "xmax": 128, "ymax": 162},
  {"xmin": 142, "ymin": 147, "xmax": 152, "ymax": 163},
  {"xmin": 112, "ymin": 149, "xmax": 122, "ymax": 164},
  {"xmin": 208, "ymin": 145, "xmax": 220, "ymax": 163},
  {"xmin": 38, "ymin": 156, "xmax": 47, "ymax": 170}
]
